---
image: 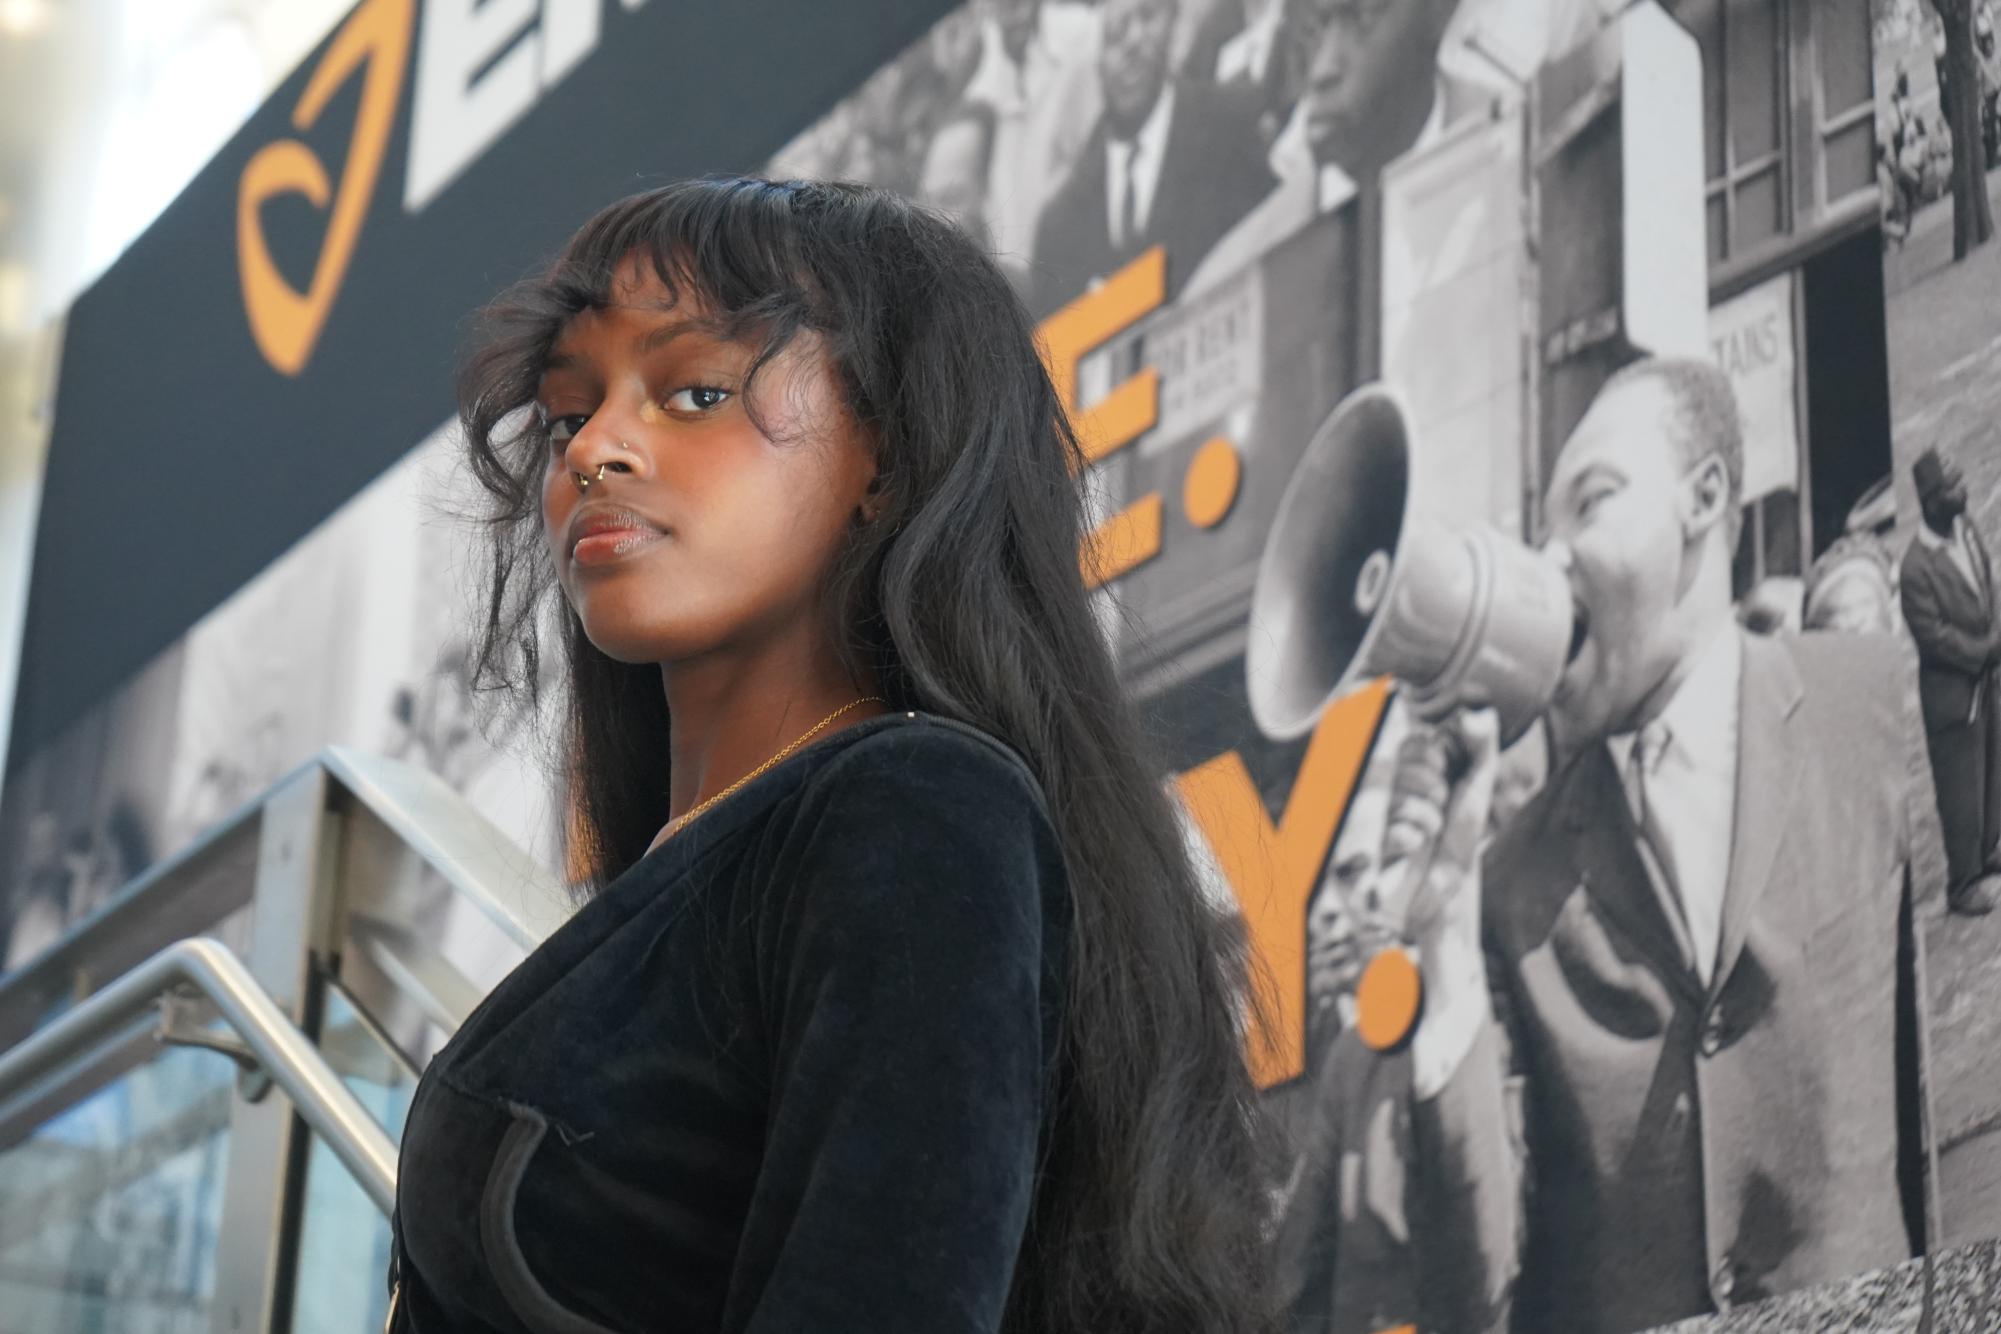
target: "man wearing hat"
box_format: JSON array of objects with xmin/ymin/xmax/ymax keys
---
[{"xmin": 1901, "ymin": 447, "xmax": 2001, "ymax": 915}]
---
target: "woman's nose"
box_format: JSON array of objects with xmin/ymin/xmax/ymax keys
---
[{"xmin": 563, "ymin": 419, "xmax": 642, "ymax": 486}]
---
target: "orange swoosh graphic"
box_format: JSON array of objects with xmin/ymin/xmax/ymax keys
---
[{"xmin": 237, "ymin": 0, "xmax": 413, "ymax": 376}]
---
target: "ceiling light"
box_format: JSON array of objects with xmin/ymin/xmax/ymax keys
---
[{"xmin": 0, "ymin": 0, "xmax": 49, "ymax": 38}]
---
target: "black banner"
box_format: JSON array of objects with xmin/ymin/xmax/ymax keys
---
[{"xmin": 9, "ymin": 0, "xmax": 956, "ymax": 776}]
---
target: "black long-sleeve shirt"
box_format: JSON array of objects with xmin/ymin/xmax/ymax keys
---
[{"xmin": 391, "ymin": 711, "xmax": 1070, "ymax": 1333}]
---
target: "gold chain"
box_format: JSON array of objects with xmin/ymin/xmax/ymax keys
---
[{"xmin": 664, "ymin": 696, "xmax": 886, "ymax": 836}]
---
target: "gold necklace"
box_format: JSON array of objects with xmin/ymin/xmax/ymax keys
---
[{"xmin": 663, "ymin": 696, "xmax": 887, "ymax": 837}]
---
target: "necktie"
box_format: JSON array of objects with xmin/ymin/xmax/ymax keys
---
[
  {"xmin": 1627, "ymin": 721, "xmax": 1693, "ymax": 961},
  {"xmin": 1120, "ymin": 144, "xmax": 1140, "ymax": 247}
]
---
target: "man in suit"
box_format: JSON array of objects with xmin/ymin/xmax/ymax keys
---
[
  {"xmin": 1275, "ymin": 724, "xmax": 1422, "ymax": 1334},
  {"xmin": 1901, "ymin": 447, "xmax": 2001, "ymax": 915},
  {"xmin": 920, "ymin": 105, "xmax": 999, "ymax": 250},
  {"xmin": 1273, "ymin": 1026, "xmax": 1418, "ymax": 1334},
  {"xmin": 1397, "ymin": 358, "xmax": 1944, "ymax": 1333},
  {"xmin": 1028, "ymin": 0, "xmax": 1277, "ymax": 318},
  {"xmin": 962, "ymin": 0, "xmax": 1102, "ymax": 293}
]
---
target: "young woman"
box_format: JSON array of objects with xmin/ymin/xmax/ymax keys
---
[{"xmin": 387, "ymin": 177, "xmax": 1271, "ymax": 1333}]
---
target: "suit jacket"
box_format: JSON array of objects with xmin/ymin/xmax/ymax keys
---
[
  {"xmin": 1412, "ymin": 631, "xmax": 1943, "ymax": 1334},
  {"xmin": 1273, "ymin": 1030, "xmax": 1417, "ymax": 1334},
  {"xmin": 1029, "ymin": 78, "xmax": 1277, "ymax": 319},
  {"xmin": 1901, "ymin": 523, "xmax": 1997, "ymax": 734}
]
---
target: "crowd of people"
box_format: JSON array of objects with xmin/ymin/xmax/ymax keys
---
[
  {"xmin": 772, "ymin": 0, "xmax": 1582, "ymax": 317},
  {"xmin": 1881, "ymin": 0, "xmax": 2001, "ymax": 245}
]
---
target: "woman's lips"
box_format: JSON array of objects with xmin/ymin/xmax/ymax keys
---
[{"xmin": 571, "ymin": 528, "xmax": 667, "ymax": 567}]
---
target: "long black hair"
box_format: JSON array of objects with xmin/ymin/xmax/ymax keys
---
[{"xmin": 455, "ymin": 177, "xmax": 1273, "ymax": 1333}]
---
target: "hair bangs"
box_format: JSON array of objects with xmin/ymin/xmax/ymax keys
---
[{"xmin": 461, "ymin": 182, "xmax": 848, "ymax": 492}]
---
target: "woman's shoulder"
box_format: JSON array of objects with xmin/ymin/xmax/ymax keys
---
[
  {"xmin": 752, "ymin": 714, "xmax": 1069, "ymax": 962},
  {"xmin": 803, "ymin": 713, "xmax": 1047, "ymax": 817},
  {"xmin": 764, "ymin": 714, "xmax": 1062, "ymax": 892}
]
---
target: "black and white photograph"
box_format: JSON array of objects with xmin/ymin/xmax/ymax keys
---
[
  {"xmin": 0, "ymin": 427, "xmax": 565, "ymax": 968},
  {"xmin": 1874, "ymin": 0, "xmax": 2001, "ymax": 1263},
  {"xmin": 667, "ymin": 11, "xmax": 1963, "ymax": 1328}
]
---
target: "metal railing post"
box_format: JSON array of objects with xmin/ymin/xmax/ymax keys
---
[{"xmin": 211, "ymin": 766, "xmax": 344, "ymax": 1334}]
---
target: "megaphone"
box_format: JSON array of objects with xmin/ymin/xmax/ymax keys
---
[{"xmin": 1246, "ymin": 385, "xmax": 1576, "ymax": 745}]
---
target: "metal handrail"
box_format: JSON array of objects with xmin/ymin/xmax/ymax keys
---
[
  {"xmin": 320, "ymin": 745, "xmax": 571, "ymax": 952},
  {"xmin": 0, "ymin": 936, "xmax": 397, "ymax": 1215},
  {"xmin": 0, "ymin": 745, "xmax": 568, "ymax": 1062}
]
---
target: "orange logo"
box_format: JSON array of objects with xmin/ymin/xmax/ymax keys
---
[{"xmin": 237, "ymin": 0, "xmax": 413, "ymax": 376}]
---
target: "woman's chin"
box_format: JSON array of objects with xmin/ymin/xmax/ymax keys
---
[{"xmin": 573, "ymin": 615, "xmax": 699, "ymax": 667}]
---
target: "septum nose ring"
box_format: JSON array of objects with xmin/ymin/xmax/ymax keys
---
[{"xmin": 571, "ymin": 441, "xmax": 632, "ymax": 492}]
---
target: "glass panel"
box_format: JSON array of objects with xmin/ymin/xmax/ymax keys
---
[
  {"xmin": 1824, "ymin": 119, "xmax": 1876, "ymax": 199},
  {"xmin": 335, "ymin": 820, "xmax": 532, "ymax": 1075},
  {"xmin": 1681, "ymin": 0, "xmax": 1729, "ymax": 180},
  {"xmin": 1735, "ymin": 166, "xmax": 1785, "ymax": 250},
  {"xmin": 1708, "ymin": 191, "xmax": 1729, "ymax": 263},
  {"xmin": 287, "ymin": 983, "xmax": 417, "ymax": 1334},
  {"xmin": 1817, "ymin": 0, "xmax": 1874, "ymax": 114},
  {"xmin": 0, "ymin": 1042, "xmax": 234, "ymax": 1332},
  {"xmin": 1726, "ymin": 0, "xmax": 1784, "ymax": 162}
]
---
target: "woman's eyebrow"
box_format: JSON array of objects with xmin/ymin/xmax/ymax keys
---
[
  {"xmin": 637, "ymin": 315, "xmax": 733, "ymax": 354},
  {"xmin": 540, "ymin": 313, "xmax": 739, "ymax": 383}
]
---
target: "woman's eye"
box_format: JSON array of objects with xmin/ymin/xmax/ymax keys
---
[
  {"xmin": 544, "ymin": 414, "xmax": 589, "ymax": 447},
  {"xmin": 664, "ymin": 386, "xmax": 731, "ymax": 413}
]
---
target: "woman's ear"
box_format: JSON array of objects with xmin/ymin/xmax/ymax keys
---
[{"xmin": 855, "ymin": 469, "xmax": 887, "ymax": 525}]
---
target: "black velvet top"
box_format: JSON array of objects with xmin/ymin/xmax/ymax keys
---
[{"xmin": 388, "ymin": 711, "xmax": 1071, "ymax": 1333}]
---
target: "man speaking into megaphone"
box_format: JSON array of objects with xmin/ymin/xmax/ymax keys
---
[{"xmin": 1384, "ymin": 358, "xmax": 1946, "ymax": 1333}]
